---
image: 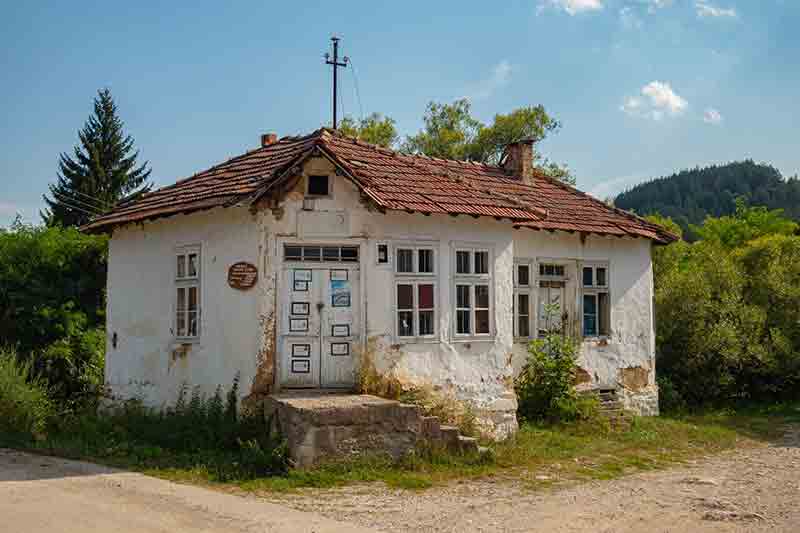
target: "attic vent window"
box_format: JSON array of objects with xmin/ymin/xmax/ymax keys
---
[{"xmin": 307, "ymin": 175, "xmax": 330, "ymax": 196}]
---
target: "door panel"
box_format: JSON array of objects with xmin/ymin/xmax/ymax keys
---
[
  {"xmin": 321, "ymin": 268, "xmax": 358, "ymax": 387},
  {"xmin": 279, "ymin": 265, "xmax": 359, "ymax": 388}
]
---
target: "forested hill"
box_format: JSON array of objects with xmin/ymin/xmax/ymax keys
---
[{"xmin": 614, "ymin": 160, "xmax": 800, "ymax": 238}]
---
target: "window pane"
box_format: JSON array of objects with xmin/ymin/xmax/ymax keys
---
[
  {"xmin": 397, "ymin": 249, "xmax": 413, "ymax": 273},
  {"xmin": 474, "ymin": 251, "xmax": 489, "ymax": 274},
  {"xmin": 518, "ymin": 293, "xmax": 529, "ymax": 315},
  {"xmin": 308, "ymin": 174, "xmax": 329, "ymax": 196},
  {"xmin": 176, "ymin": 288, "xmax": 186, "ymax": 336},
  {"xmin": 284, "ymin": 246, "xmax": 302, "ymax": 261},
  {"xmin": 188, "ymin": 253, "xmax": 198, "ymax": 277},
  {"xmin": 418, "ymin": 284, "xmax": 434, "ymax": 309},
  {"xmin": 456, "ymin": 310, "xmax": 471, "ymax": 334},
  {"xmin": 456, "ymin": 251, "xmax": 471, "ymax": 274},
  {"xmin": 340, "ymin": 247, "xmax": 359, "ymax": 262},
  {"xmin": 398, "ymin": 311, "xmax": 414, "ymax": 336},
  {"xmin": 475, "ymin": 310, "xmax": 490, "ymax": 334},
  {"xmin": 456, "ymin": 285, "xmax": 471, "ymax": 308},
  {"xmin": 583, "ymin": 294, "xmax": 597, "ymax": 336},
  {"xmin": 599, "ymin": 292, "xmax": 610, "ymax": 336},
  {"xmin": 188, "ymin": 286, "xmax": 198, "ymax": 311},
  {"xmin": 517, "ymin": 265, "xmax": 529, "ymax": 286},
  {"xmin": 597, "ymin": 267, "xmax": 607, "ymax": 287},
  {"xmin": 188, "ymin": 311, "xmax": 198, "ymax": 337},
  {"xmin": 555, "ymin": 265, "xmax": 564, "ymax": 277},
  {"xmin": 303, "ymin": 246, "xmax": 321, "ymax": 261},
  {"xmin": 418, "ymin": 249, "xmax": 434, "ymax": 273},
  {"xmin": 583, "ymin": 267, "xmax": 594, "ymax": 287},
  {"xmin": 397, "ymin": 284, "xmax": 413, "ymax": 310},
  {"xmin": 419, "ymin": 310, "xmax": 434, "ymax": 336},
  {"xmin": 475, "ymin": 285, "xmax": 490, "ymax": 308},
  {"xmin": 323, "ymin": 247, "xmax": 339, "ymax": 261},
  {"xmin": 177, "ymin": 255, "xmax": 186, "ymax": 278},
  {"xmin": 518, "ymin": 313, "xmax": 530, "ymax": 337}
]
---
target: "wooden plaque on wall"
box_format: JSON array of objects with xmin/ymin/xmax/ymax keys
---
[{"xmin": 227, "ymin": 262, "xmax": 258, "ymax": 290}]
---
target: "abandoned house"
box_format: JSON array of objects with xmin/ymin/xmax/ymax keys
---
[{"xmin": 84, "ymin": 129, "xmax": 676, "ymax": 441}]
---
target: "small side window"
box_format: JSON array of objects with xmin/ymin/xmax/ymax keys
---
[{"xmin": 307, "ymin": 175, "xmax": 329, "ymax": 196}]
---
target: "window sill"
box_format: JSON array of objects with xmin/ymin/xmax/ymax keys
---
[
  {"xmin": 173, "ymin": 337, "xmax": 200, "ymax": 346},
  {"xmin": 451, "ymin": 336, "xmax": 496, "ymax": 344},
  {"xmin": 394, "ymin": 336, "xmax": 440, "ymax": 345}
]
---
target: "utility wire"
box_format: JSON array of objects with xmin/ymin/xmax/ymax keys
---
[
  {"xmin": 51, "ymin": 195, "xmax": 102, "ymax": 219},
  {"xmin": 348, "ymin": 57, "xmax": 365, "ymax": 122},
  {"xmin": 52, "ymin": 191, "xmax": 106, "ymax": 215},
  {"xmin": 67, "ymin": 189, "xmax": 112, "ymax": 209}
]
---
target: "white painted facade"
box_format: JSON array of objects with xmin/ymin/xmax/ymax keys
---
[{"xmin": 105, "ymin": 156, "xmax": 658, "ymax": 438}]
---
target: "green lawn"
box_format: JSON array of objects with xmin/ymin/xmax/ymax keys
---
[{"xmin": 14, "ymin": 403, "xmax": 794, "ymax": 493}]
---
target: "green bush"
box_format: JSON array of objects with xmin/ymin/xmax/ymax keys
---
[
  {"xmin": 0, "ymin": 221, "xmax": 107, "ymax": 408},
  {"xmin": 648, "ymin": 204, "xmax": 800, "ymax": 409},
  {"xmin": 515, "ymin": 333, "xmax": 592, "ymax": 422},
  {"xmin": 0, "ymin": 347, "xmax": 53, "ymax": 441}
]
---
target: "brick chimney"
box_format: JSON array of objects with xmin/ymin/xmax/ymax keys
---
[
  {"xmin": 260, "ymin": 133, "xmax": 278, "ymax": 147},
  {"xmin": 502, "ymin": 139, "xmax": 535, "ymax": 184}
]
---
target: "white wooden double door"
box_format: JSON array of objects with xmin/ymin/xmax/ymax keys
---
[{"xmin": 279, "ymin": 266, "xmax": 359, "ymax": 388}]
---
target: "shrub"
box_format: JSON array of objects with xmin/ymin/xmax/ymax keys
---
[
  {"xmin": 515, "ymin": 333, "xmax": 588, "ymax": 423},
  {"xmin": 0, "ymin": 347, "xmax": 53, "ymax": 441}
]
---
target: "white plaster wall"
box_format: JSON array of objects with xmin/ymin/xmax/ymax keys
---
[
  {"xmin": 106, "ymin": 207, "xmax": 262, "ymax": 407},
  {"xmin": 510, "ymin": 230, "xmax": 657, "ymax": 410}
]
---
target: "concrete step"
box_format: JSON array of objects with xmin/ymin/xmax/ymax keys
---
[{"xmin": 456, "ymin": 435, "xmax": 479, "ymax": 454}]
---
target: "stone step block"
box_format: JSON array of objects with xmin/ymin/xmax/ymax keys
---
[
  {"xmin": 457, "ymin": 435, "xmax": 479, "ymax": 454},
  {"xmin": 438, "ymin": 425, "xmax": 460, "ymax": 447},
  {"xmin": 420, "ymin": 416, "xmax": 442, "ymax": 440}
]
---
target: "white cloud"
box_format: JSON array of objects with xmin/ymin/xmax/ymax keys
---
[
  {"xmin": 621, "ymin": 81, "xmax": 688, "ymax": 120},
  {"xmin": 465, "ymin": 60, "xmax": 513, "ymax": 101},
  {"xmin": 704, "ymin": 108, "xmax": 723, "ymax": 124},
  {"xmin": 646, "ymin": 0, "xmax": 672, "ymax": 12},
  {"xmin": 695, "ymin": 2, "xmax": 737, "ymax": 18},
  {"xmin": 619, "ymin": 6, "xmax": 643, "ymax": 29},
  {"xmin": 589, "ymin": 174, "xmax": 646, "ymax": 200},
  {"xmin": 538, "ymin": 0, "xmax": 604, "ymax": 16}
]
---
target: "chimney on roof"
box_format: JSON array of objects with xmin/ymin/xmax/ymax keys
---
[
  {"xmin": 502, "ymin": 139, "xmax": 535, "ymax": 185},
  {"xmin": 261, "ymin": 133, "xmax": 278, "ymax": 147}
]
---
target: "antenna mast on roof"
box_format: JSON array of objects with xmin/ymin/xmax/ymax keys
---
[{"xmin": 324, "ymin": 36, "xmax": 349, "ymax": 129}]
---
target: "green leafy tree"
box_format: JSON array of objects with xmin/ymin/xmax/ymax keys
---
[
  {"xmin": 338, "ymin": 113, "xmax": 398, "ymax": 147},
  {"xmin": 692, "ymin": 198, "xmax": 798, "ymax": 249},
  {"xmin": 43, "ymin": 88, "xmax": 152, "ymax": 227},
  {"xmin": 0, "ymin": 221, "xmax": 107, "ymax": 406},
  {"xmin": 401, "ymin": 99, "xmax": 573, "ymax": 183}
]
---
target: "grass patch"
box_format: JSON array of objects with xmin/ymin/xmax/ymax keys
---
[{"xmin": 3, "ymin": 403, "xmax": 797, "ymax": 494}]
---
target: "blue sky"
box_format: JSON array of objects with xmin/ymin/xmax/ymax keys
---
[{"xmin": 2, "ymin": 0, "xmax": 798, "ymax": 226}]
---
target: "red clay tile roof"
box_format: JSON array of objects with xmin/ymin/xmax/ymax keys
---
[{"xmin": 83, "ymin": 129, "xmax": 677, "ymax": 243}]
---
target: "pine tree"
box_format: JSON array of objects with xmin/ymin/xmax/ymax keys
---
[{"xmin": 43, "ymin": 88, "xmax": 152, "ymax": 227}]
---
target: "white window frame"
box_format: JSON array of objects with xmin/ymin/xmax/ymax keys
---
[
  {"xmin": 535, "ymin": 259, "xmax": 571, "ymax": 338},
  {"xmin": 580, "ymin": 262, "xmax": 611, "ymax": 339},
  {"xmin": 514, "ymin": 259, "xmax": 533, "ymax": 340},
  {"xmin": 175, "ymin": 245, "xmax": 201, "ymax": 340},
  {"xmin": 394, "ymin": 280, "xmax": 438, "ymax": 341},
  {"xmin": 394, "ymin": 244, "xmax": 436, "ymax": 276},
  {"xmin": 452, "ymin": 244, "xmax": 494, "ymax": 340}
]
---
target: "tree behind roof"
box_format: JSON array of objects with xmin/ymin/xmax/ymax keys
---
[{"xmin": 43, "ymin": 88, "xmax": 152, "ymax": 227}]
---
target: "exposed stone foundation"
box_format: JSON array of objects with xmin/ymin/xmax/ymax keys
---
[{"xmin": 621, "ymin": 386, "xmax": 659, "ymax": 416}]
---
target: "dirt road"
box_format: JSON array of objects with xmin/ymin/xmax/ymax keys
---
[
  {"xmin": 264, "ymin": 426, "xmax": 800, "ymax": 532},
  {"xmin": 0, "ymin": 448, "xmax": 377, "ymax": 533}
]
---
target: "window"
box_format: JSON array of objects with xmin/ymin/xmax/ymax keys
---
[
  {"xmin": 396, "ymin": 282, "xmax": 436, "ymax": 338},
  {"xmin": 514, "ymin": 261, "xmax": 533, "ymax": 338},
  {"xmin": 536, "ymin": 262, "xmax": 568, "ymax": 336},
  {"xmin": 453, "ymin": 245, "xmax": 492, "ymax": 337},
  {"xmin": 284, "ymin": 245, "xmax": 359, "ymax": 263},
  {"xmin": 175, "ymin": 247, "xmax": 200, "ymax": 338},
  {"xmin": 581, "ymin": 263, "xmax": 610, "ymax": 337},
  {"xmin": 540, "ymin": 263, "xmax": 566, "ymax": 278},
  {"xmin": 307, "ymin": 174, "xmax": 329, "ymax": 196},
  {"xmin": 376, "ymin": 243, "xmax": 389, "ymax": 264},
  {"xmin": 395, "ymin": 246, "xmax": 435, "ymax": 275}
]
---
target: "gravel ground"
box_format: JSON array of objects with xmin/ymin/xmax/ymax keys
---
[
  {"xmin": 0, "ymin": 449, "xmax": 376, "ymax": 533},
  {"xmin": 262, "ymin": 426, "xmax": 800, "ymax": 532}
]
